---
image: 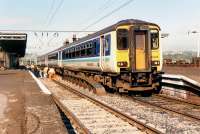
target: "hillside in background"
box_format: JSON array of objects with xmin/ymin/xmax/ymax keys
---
[{"xmin": 163, "ymin": 51, "xmax": 197, "ymax": 62}]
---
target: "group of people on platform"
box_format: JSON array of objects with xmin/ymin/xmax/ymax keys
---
[{"xmin": 26, "ymin": 64, "xmax": 56, "ymax": 78}]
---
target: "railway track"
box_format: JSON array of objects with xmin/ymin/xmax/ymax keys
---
[
  {"xmin": 131, "ymin": 94, "xmax": 200, "ymax": 122},
  {"xmin": 62, "ymin": 74, "xmax": 200, "ymax": 121},
  {"xmin": 156, "ymin": 94, "xmax": 200, "ymax": 106},
  {"xmin": 57, "ymin": 77, "xmax": 200, "ymax": 133},
  {"xmin": 42, "ymin": 78, "xmax": 161, "ymax": 134},
  {"xmin": 40, "ymin": 75, "xmax": 200, "ymax": 133}
]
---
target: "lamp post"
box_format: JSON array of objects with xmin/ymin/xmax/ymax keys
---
[
  {"xmin": 188, "ymin": 31, "xmax": 200, "ymax": 57},
  {"xmin": 161, "ymin": 33, "xmax": 169, "ymax": 38},
  {"xmin": 160, "ymin": 33, "xmax": 169, "ymax": 68}
]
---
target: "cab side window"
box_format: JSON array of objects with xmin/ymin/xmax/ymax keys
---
[
  {"xmin": 117, "ymin": 29, "xmax": 128, "ymax": 50},
  {"xmin": 151, "ymin": 31, "xmax": 159, "ymax": 49}
]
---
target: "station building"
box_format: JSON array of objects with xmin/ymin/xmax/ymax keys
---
[{"xmin": 0, "ymin": 33, "xmax": 27, "ymax": 68}]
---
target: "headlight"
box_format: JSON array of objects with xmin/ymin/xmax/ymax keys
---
[
  {"xmin": 117, "ymin": 61, "xmax": 128, "ymax": 67},
  {"xmin": 152, "ymin": 61, "xmax": 160, "ymax": 66}
]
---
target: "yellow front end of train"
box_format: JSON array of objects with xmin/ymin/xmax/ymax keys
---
[{"xmin": 112, "ymin": 22, "xmax": 162, "ymax": 92}]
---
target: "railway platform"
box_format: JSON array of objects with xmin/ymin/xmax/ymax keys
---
[
  {"xmin": 162, "ymin": 66, "xmax": 200, "ymax": 104},
  {"xmin": 0, "ymin": 70, "xmax": 67, "ymax": 134},
  {"xmin": 163, "ymin": 66, "xmax": 200, "ymax": 83}
]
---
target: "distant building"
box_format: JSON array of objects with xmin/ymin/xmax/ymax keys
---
[
  {"xmin": 0, "ymin": 33, "xmax": 27, "ymax": 68},
  {"xmin": 0, "ymin": 48, "xmax": 9, "ymax": 68},
  {"xmin": 176, "ymin": 60, "xmax": 187, "ymax": 64},
  {"xmin": 163, "ymin": 59, "xmax": 172, "ymax": 64},
  {"xmin": 192, "ymin": 57, "xmax": 200, "ymax": 67},
  {"xmin": 19, "ymin": 53, "xmax": 37, "ymax": 65}
]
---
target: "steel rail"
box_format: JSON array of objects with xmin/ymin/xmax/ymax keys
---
[
  {"xmin": 132, "ymin": 96, "xmax": 200, "ymax": 122},
  {"xmin": 52, "ymin": 94, "xmax": 92, "ymax": 134},
  {"xmin": 156, "ymin": 94, "xmax": 200, "ymax": 106},
  {"xmin": 53, "ymin": 79, "xmax": 162, "ymax": 134}
]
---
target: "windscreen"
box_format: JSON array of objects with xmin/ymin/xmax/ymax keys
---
[
  {"xmin": 151, "ymin": 30, "xmax": 159, "ymax": 49},
  {"xmin": 117, "ymin": 29, "xmax": 129, "ymax": 50}
]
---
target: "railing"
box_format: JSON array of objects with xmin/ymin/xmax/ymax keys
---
[{"xmin": 161, "ymin": 74, "xmax": 200, "ymax": 96}]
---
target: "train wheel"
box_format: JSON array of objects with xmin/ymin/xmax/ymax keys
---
[
  {"xmin": 154, "ymin": 85, "xmax": 162, "ymax": 94},
  {"xmin": 105, "ymin": 86, "xmax": 114, "ymax": 93},
  {"xmin": 128, "ymin": 91, "xmax": 133, "ymax": 96},
  {"xmin": 141, "ymin": 91, "xmax": 152, "ymax": 97}
]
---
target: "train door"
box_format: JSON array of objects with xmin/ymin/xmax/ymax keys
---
[
  {"xmin": 58, "ymin": 51, "xmax": 62, "ymax": 67},
  {"xmin": 45, "ymin": 55, "xmax": 48, "ymax": 66},
  {"xmin": 134, "ymin": 31, "xmax": 149, "ymax": 71},
  {"xmin": 58, "ymin": 51, "xmax": 59, "ymax": 65},
  {"xmin": 100, "ymin": 35, "xmax": 105, "ymax": 71},
  {"xmin": 100, "ymin": 35, "xmax": 111, "ymax": 72}
]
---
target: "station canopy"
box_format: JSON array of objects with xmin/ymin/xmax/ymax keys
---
[{"xmin": 0, "ymin": 33, "xmax": 27, "ymax": 57}]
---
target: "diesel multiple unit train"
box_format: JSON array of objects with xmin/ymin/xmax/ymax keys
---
[{"xmin": 37, "ymin": 19, "xmax": 163, "ymax": 93}]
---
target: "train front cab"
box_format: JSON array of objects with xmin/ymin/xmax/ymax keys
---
[{"xmin": 115, "ymin": 24, "xmax": 162, "ymax": 92}]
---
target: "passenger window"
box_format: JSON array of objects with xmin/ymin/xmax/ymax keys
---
[
  {"xmin": 95, "ymin": 38, "xmax": 100, "ymax": 56},
  {"xmin": 117, "ymin": 29, "xmax": 128, "ymax": 50},
  {"xmin": 85, "ymin": 42, "xmax": 90, "ymax": 56},
  {"xmin": 76, "ymin": 46, "xmax": 81, "ymax": 57},
  {"xmin": 135, "ymin": 33, "xmax": 145, "ymax": 50},
  {"xmin": 62, "ymin": 51, "xmax": 65, "ymax": 59},
  {"xmin": 90, "ymin": 42, "xmax": 95, "ymax": 56},
  {"xmin": 105, "ymin": 34, "xmax": 111, "ymax": 55},
  {"xmin": 86, "ymin": 48, "xmax": 93, "ymax": 56},
  {"xmin": 48, "ymin": 53, "xmax": 58, "ymax": 60},
  {"xmin": 151, "ymin": 30, "xmax": 159, "ymax": 49},
  {"xmin": 81, "ymin": 44, "xmax": 85, "ymax": 57},
  {"xmin": 67, "ymin": 50, "xmax": 70, "ymax": 59}
]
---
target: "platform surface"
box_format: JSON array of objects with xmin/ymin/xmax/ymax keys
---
[
  {"xmin": 0, "ymin": 70, "xmax": 67, "ymax": 134},
  {"xmin": 163, "ymin": 66, "xmax": 200, "ymax": 83}
]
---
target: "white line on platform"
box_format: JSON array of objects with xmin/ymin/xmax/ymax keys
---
[{"xmin": 28, "ymin": 71, "xmax": 51, "ymax": 95}]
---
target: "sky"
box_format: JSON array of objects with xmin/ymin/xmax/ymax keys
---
[{"xmin": 0, "ymin": 0, "xmax": 200, "ymax": 55}]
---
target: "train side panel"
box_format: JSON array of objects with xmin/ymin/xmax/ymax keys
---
[
  {"xmin": 61, "ymin": 32, "xmax": 117, "ymax": 73},
  {"xmin": 62, "ymin": 57, "xmax": 101, "ymax": 71}
]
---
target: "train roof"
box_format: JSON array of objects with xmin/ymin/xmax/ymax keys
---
[
  {"xmin": 115, "ymin": 19, "xmax": 160, "ymax": 28},
  {"xmin": 40, "ymin": 19, "xmax": 160, "ymax": 56},
  {"xmin": 63, "ymin": 19, "xmax": 160, "ymax": 48}
]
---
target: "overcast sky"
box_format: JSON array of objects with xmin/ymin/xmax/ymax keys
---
[{"xmin": 0, "ymin": 0, "xmax": 200, "ymax": 54}]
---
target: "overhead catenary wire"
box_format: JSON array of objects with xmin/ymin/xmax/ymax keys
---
[
  {"xmin": 28, "ymin": 0, "xmax": 133, "ymax": 55},
  {"xmin": 46, "ymin": 0, "xmax": 64, "ymax": 28},
  {"xmin": 78, "ymin": 0, "xmax": 114, "ymax": 25},
  {"xmin": 72, "ymin": 0, "xmax": 119, "ymax": 38},
  {"xmin": 98, "ymin": 0, "xmax": 113, "ymax": 10},
  {"xmin": 81, "ymin": 0, "xmax": 134, "ymax": 31},
  {"xmin": 44, "ymin": 0, "xmax": 56, "ymax": 26}
]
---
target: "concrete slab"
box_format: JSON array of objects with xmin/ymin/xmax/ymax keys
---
[
  {"xmin": 163, "ymin": 66, "xmax": 200, "ymax": 83},
  {"xmin": 162, "ymin": 66, "xmax": 200, "ymax": 104},
  {"xmin": 0, "ymin": 70, "xmax": 67, "ymax": 134}
]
